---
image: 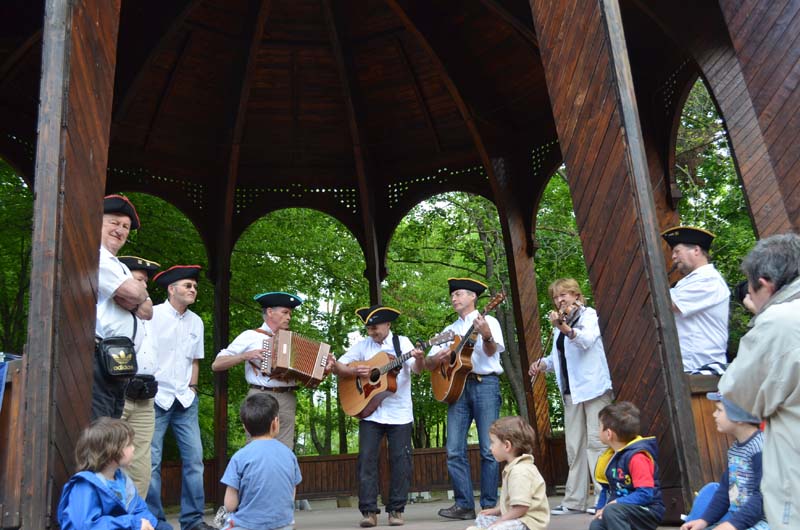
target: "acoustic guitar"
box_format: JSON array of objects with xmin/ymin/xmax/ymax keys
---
[
  {"xmin": 430, "ymin": 293, "xmax": 506, "ymax": 404},
  {"xmin": 339, "ymin": 330, "xmax": 455, "ymax": 419}
]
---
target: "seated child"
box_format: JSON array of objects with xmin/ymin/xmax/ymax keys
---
[
  {"xmin": 590, "ymin": 401, "xmax": 664, "ymax": 530},
  {"xmin": 57, "ymin": 417, "xmax": 157, "ymax": 530},
  {"xmin": 680, "ymin": 393, "xmax": 768, "ymax": 530},
  {"xmin": 220, "ymin": 392, "xmax": 302, "ymax": 530},
  {"xmin": 466, "ymin": 416, "xmax": 549, "ymax": 530}
]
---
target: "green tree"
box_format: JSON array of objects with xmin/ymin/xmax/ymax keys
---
[{"xmin": 0, "ymin": 159, "xmax": 32, "ymax": 354}]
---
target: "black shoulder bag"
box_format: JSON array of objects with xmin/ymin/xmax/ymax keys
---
[{"xmin": 96, "ymin": 312, "xmax": 138, "ymax": 378}]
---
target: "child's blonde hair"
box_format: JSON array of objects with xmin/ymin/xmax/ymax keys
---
[
  {"xmin": 490, "ymin": 416, "xmax": 537, "ymax": 455},
  {"xmin": 74, "ymin": 417, "xmax": 134, "ymax": 472}
]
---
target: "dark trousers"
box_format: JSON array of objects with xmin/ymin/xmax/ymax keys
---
[
  {"xmin": 357, "ymin": 420, "xmax": 413, "ymax": 515},
  {"xmin": 91, "ymin": 351, "xmax": 126, "ymax": 419},
  {"xmin": 589, "ymin": 503, "xmax": 661, "ymax": 530}
]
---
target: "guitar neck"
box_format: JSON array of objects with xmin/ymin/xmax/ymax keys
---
[{"xmin": 380, "ymin": 339, "xmax": 433, "ymax": 374}]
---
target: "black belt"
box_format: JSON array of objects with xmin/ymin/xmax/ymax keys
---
[
  {"xmin": 249, "ymin": 384, "xmax": 296, "ymax": 393},
  {"xmin": 467, "ymin": 373, "xmax": 498, "ymax": 382}
]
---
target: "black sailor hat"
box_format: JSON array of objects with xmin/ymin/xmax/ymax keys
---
[
  {"xmin": 153, "ymin": 265, "xmax": 202, "ymax": 288},
  {"xmin": 254, "ymin": 291, "xmax": 304, "ymax": 309},
  {"xmin": 660, "ymin": 225, "xmax": 716, "ymax": 251},
  {"xmin": 103, "ymin": 194, "xmax": 140, "ymax": 230},
  {"xmin": 118, "ymin": 256, "xmax": 161, "ymax": 279},
  {"xmin": 355, "ymin": 305, "xmax": 400, "ymax": 326},
  {"xmin": 447, "ymin": 277, "xmax": 488, "ymax": 295}
]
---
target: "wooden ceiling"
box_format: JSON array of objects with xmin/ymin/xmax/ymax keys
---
[{"xmin": 0, "ymin": 0, "xmax": 699, "ymax": 251}]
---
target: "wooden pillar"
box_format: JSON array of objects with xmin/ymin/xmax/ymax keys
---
[
  {"xmin": 490, "ymin": 152, "xmax": 554, "ymax": 485},
  {"xmin": 528, "ymin": 0, "xmax": 699, "ymax": 520},
  {"xmin": 22, "ymin": 0, "xmax": 121, "ymax": 527},
  {"xmin": 210, "ymin": 0, "xmax": 273, "ymax": 506},
  {"xmin": 322, "ymin": 0, "xmax": 384, "ymax": 305}
]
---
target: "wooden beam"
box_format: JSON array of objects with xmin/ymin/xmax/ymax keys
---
[
  {"xmin": 477, "ymin": 0, "xmax": 538, "ymax": 48},
  {"xmin": 391, "ymin": 36, "xmax": 442, "ymax": 153},
  {"xmin": 212, "ymin": 0, "xmax": 273, "ymax": 506},
  {"xmin": 384, "ymin": 0, "xmax": 555, "ymax": 485},
  {"xmin": 22, "ymin": 0, "xmax": 121, "ymax": 526},
  {"xmin": 528, "ymin": 0, "xmax": 700, "ymax": 519},
  {"xmin": 112, "ymin": 0, "xmax": 204, "ymax": 126},
  {"xmin": 321, "ymin": 0, "xmax": 384, "ymax": 304}
]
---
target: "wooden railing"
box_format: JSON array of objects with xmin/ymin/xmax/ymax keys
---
[{"xmin": 159, "ymin": 439, "xmax": 569, "ymax": 506}]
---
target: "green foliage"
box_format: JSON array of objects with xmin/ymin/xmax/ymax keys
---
[
  {"xmin": 674, "ymin": 80, "xmax": 757, "ymax": 352},
  {"xmin": 0, "ymin": 159, "xmax": 32, "ymax": 353}
]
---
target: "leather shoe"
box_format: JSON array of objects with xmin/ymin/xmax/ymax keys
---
[
  {"xmin": 360, "ymin": 512, "xmax": 378, "ymax": 527},
  {"xmin": 191, "ymin": 523, "xmax": 216, "ymax": 530},
  {"xmin": 438, "ymin": 504, "xmax": 476, "ymax": 520}
]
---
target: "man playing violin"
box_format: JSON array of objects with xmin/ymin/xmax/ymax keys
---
[
  {"xmin": 425, "ymin": 278, "xmax": 505, "ymax": 521},
  {"xmin": 529, "ymin": 278, "xmax": 613, "ymax": 516}
]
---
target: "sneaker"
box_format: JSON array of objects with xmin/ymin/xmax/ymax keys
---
[
  {"xmin": 586, "ymin": 507, "xmax": 597, "ymax": 515},
  {"xmin": 359, "ymin": 513, "xmax": 378, "ymax": 528},
  {"xmin": 388, "ymin": 511, "xmax": 404, "ymax": 526},
  {"xmin": 212, "ymin": 506, "xmax": 229, "ymax": 528},
  {"xmin": 550, "ymin": 505, "xmax": 583, "ymax": 515}
]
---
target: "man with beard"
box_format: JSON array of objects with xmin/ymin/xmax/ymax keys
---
[{"xmin": 661, "ymin": 226, "xmax": 730, "ymax": 373}]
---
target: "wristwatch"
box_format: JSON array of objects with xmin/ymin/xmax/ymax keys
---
[{"xmin": 483, "ymin": 335, "xmax": 494, "ymax": 343}]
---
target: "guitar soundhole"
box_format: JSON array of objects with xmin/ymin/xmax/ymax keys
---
[
  {"xmin": 448, "ymin": 351, "xmax": 456, "ymax": 366},
  {"xmin": 369, "ymin": 368, "xmax": 381, "ymax": 384}
]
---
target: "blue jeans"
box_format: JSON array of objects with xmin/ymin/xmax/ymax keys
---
[
  {"xmin": 446, "ymin": 374, "xmax": 500, "ymax": 509},
  {"xmin": 146, "ymin": 398, "xmax": 205, "ymax": 530}
]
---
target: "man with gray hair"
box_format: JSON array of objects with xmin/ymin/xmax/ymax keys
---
[{"xmin": 719, "ymin": 232, "xmax": 800, "ymax": 530}]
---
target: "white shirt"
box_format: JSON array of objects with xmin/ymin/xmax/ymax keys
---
[
  {"xmin": 671, "ymin": 263, "xmax": 730, "ymax": 371},
  {"xmin": 541, "ymin": 306, "xmax": 613, "ymax": 404},
  {"xmin": 428, "ymin": 309, "xmax": 505, "ymax": 375},
  {"xmin": 135, "ymin": 318, "xmax": 157, "ymax": 376},
  {"xmin": 215, "ymin": 323, "xmax": 296, "ymax": 388},
  {"xmin": 339, "ymin": 331, "xmax": 416, "ymax": 425},
  {"xmin": 150, "ymin": 301, "xmax": 205, "ymax": 409},
  {"xmin": 95, "ymin": 246, "xmax": 142, "ymax": 351}
]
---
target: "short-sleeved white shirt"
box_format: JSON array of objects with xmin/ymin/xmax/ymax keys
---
[
  {"xmin": 428, "ymin": 309, "xmax": 505, "ymax": 375},
  {"xmin": 670, "ymin": 263, "xmax": 730, "ymax": 371},
  {"xmin": 95, "ymin": 246, "xmax": 142, "ymax": 350},
  {"xmin": 150, "ymin": 301, "xmax": 205, "ymax": 409},
  {"xmin": 214, "ymin": 323, "xmax": 297, "ymax": 388},
  {"xmin": 338, "ymin": 331, "xmax": 416, "ymax": 425},
  {"xmin": 135, "ymin": 319, "xmax": 157, "ymax": 376}
]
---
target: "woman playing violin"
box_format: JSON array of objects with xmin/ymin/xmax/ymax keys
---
[{"xmin": 528, "ymin": 278, "xmax": 613, "ymax": 516}]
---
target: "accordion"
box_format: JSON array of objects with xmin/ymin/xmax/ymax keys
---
[{"xmin": 258, "ymin": 329, "xmax": 330, "ymax": 388}]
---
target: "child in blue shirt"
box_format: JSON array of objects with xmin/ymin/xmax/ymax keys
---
[
  {"xmin": 680, "ymin": 393, "xmax": 768, "ymax": 530},
  {"xmin": 221, "ymin": 392, "xmax": 302, "ymax": 530},
  {"xmin": 57, "ymin": 417, "xmax": 157, "ymax": 530}
]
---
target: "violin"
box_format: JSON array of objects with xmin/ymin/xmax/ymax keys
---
[{"xmin": 549, "ymin": 301, "xmax": 584, "ymax": 328}]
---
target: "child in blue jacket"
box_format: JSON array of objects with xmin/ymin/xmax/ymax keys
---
[
  {"xmin": 591, "ymin": 401, "xmax": 665, "ymax": 530},
  {"xmin": 58, "ymin": 417, "xmax": 157, "ymax": 530}
]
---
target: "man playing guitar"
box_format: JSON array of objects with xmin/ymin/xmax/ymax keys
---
[
  {"xmin": 424, "ymin": 278, "xmax": 505, "ymax": 521},
  {"xmin": 330, "ymin": 305, "xmax": 424, "ymax": 528}
]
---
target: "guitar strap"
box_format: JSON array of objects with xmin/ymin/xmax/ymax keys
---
[{"xmin": 392, "ymin": 333, "xmax": 402, "ymax": 357}]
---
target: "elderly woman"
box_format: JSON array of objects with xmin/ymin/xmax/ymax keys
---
[{"xmin": 529, "ymin": 278, "xmax": 613, "ymax": 516}]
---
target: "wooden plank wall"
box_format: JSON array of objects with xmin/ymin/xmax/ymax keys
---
[
  {"xmin": 528, "ymin": 0, "xmax": 699, "ymax": 521},
  {"xmin": 717, "ymin": 0, "xmax": 800, "ymax": 234},
  {"xmin": 21, "ymin": 0, "xmax": 121, "ymax": 527},
  {"xmin": 1, "ymin": 360, "xmax": 24, "ymax": 528},
  {"xmin": 636, "ymin": 0, "xmax": 796, "ymax": 237}
]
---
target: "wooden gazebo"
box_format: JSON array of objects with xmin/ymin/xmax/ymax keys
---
[{"xmin": 1, "ymin": 0, "xmax": 798, "ymax": 527}]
